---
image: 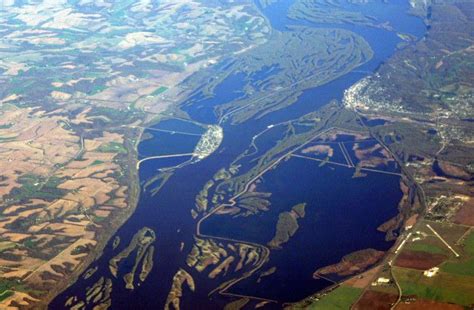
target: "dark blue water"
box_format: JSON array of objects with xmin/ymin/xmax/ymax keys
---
[
  {"xmin": 51, "ymin": 1, "xmax": 426, "ymax": 309},
  {"xmin": 151, "ymin": 118, "xmax": 206, "ymax": 135},
  {"xmin": 185, "ymin": 0, "xmax": 427, "ymax": 125},
  {"xmin": 227, "ymin": 158, "xmax": 401, "ymax": 301},
  {"xmin": 183, "ymin": 72, "xmax": 247, "ymax": 124},
  {"xmin": 139, "ymin": 156, "xmax": 193, "ymax": 186},
  {"xmin": 138, "ymin": 132, "xmax": 199, "ymax": 158},
  {"xmin": 295, "ymin": 141, "xmax": 349, "ymax": 165},
  {"xmin": 259, "ymin": 0, "xmax": 426, "ymax": 38},
  {"xmin": 202, "ymin": 159, "xmax": 401, "ymax": 247},
  {"xmin": 190, "ymin": 0, "xmax": 425, "ymax": 127}
]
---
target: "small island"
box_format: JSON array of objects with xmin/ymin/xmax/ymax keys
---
[{"xmin": 268, "ymin": 203, "xmax": 306, "ymax": 249}]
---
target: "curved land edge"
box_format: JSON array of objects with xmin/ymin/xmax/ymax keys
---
[
  {"xmin": 40, "ymin": 128, "xmax": 144, "ymax": 309},
  {"xmin": 194, "ymin": 129, "xmax": 336, "ymax": 303},
  {"xmin": 194, "ymin": 126, "xmax": 410, "ymax": 303},
  {"xmin": 285, "ymin": 111, "xmax": 427, "ymax": 308},
  {"xmin": 197, "ymin": 112, "xmax": 426, "ymax": 306},
  {"xmin": 288, "ymin": 0, "xmax": 474, "ymax": 301}
]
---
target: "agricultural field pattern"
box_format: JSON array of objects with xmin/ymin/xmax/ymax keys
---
[{"xmin": 0, "ymin": 0, "xmax": 472, "ymax": 310}]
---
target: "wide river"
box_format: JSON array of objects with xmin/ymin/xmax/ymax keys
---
[{"xmin": 51, "ymin": 1, "xmax": 426, "ymax": 309}]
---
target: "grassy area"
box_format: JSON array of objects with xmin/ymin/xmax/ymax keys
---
[
  {"xmin": 442, "ymin": 257, "xmax": 474, "ymax": 277},
  {"xmin": 91, "ymin": 160, "xmax": 105, "ymax": 166},
  {"xmin": 89, "ymin": 106, "xmax": 143, "ymax": 123},
  {"xmin": 0, "ymin": 241, "xmax": 16, "ymax": 252},
  {"xmin": 459, "ymin": 230, "xmax": 473, "ymax": 254},
  {"xmin": 306, "ymin": 286, "xmax": 363, "ymax": 309},
  {"xmin": 406, "ymin": 241, "xmax": 446, "ymax": 255},
  {"xmin": 441, "ymin": 231, "xmax": 474, "ymax": 277},
  {"xmin": 0, "ymin": 279, "xmax": 42, "ymax": 302},
  {"xmin": 7, "ymin": 174, "xmax": 67, "ymax": 202},
  {"xmin": 151, "ymin": 86, "xmax": 168, "ymax": 96},
  {"xmin": 0, "ymin": 290, "xmax": 14, "ymax": 302},
  {"xmin": 97, "ymin": 142, "xmax": 127, "ymax": 154},
  {"xmin": 0, "ymin": 123, "xmax": 13, "ymax": 129},
  {"xmin": 22, "ymin": 238, "xmax": 37, "ymax": 249},
  {"xmin": 428, "ymin": 221, "xmax": 470, "ymax": 245},
  {"xmin": 88, "ymin": 84, "xmax": 107, "ymax": 95},
  {"xmin": 0, "ymin": 136, "xmax": 15, "ymax": 142},
  {"xmin": 92, "ymin": 215, "xmax": 107, "ymax": 223},
  {"xmin": 394, "ymin": 266, "xmax": 474, "ymax": 306}
]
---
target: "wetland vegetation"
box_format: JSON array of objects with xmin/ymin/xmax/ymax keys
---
[{"xmin": 1, "ymin": 0, "xmax": 466, "ymax": 308}]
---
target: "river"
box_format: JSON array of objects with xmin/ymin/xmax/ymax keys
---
[{"xmin": 51, "ymin": 1, "xmax": 426, "ymax": 309}]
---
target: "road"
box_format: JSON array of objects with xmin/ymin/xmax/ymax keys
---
[
  {"xmin": 136, "ymin": 153, "xmax": 195, "ymax": 170},
  {"xmin": 195, "ymin": 127, "xmax": 335, "ymax": 303}
]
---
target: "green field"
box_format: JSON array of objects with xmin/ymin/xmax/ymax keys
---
[
  {"xmin": 406, "ymin": 241, "xmax": 446, "ymax": 255},
  {"xmin": 306, "ymin": 286, "xmax": 363, "ymax": 309},
  {"xmin": 395, "ymin": 266, "xmax": 474, "ymax": 306},
  {"xmin": 91, "ymin": 160, "xmax": 105, "ymax": 166},
  {"xmin": 0, "ymin": 290, "xmax": 14, "ymax": 302},
  {"xmin": 151, "ymin": 86, "xmax": 168, "ymax": 96},
  {"xmin": 97, "ymin": 142, "xmax": 127, "ymax": 154},
  {"xmin": 7, "ymin": 174, "xmax": 67, "ymax": 203},
  {"xmin": 0, "ymin": 241, "xmax": 16, "ymax": 253},
  {"xmin": 442, "ymin": 257, "xmax": 474, "ymax": 277},
  {"xmin": 441, "ymin": 231, "xmax": 474, "ymax": 277},
  {"xmin": 428, "ymin": 222, "xmax": 470, "ymax": 245},
  {"xmin": 0, "ymin": 279, "xmax": 41, "ymax": 303}
]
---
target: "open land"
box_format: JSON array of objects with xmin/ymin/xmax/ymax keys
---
[
  {"xmin": 0, "ymin": 0, "xmax": 472, "ymax": 308},
  {"xmin": 0, "ymin": 0, "xmax": 270, "ymax": 308},
  {"xmin": 293, "ymin": 0, "xmax": 474, "ymax": 308}
]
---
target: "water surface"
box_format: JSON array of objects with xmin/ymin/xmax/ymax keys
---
[{"xmin": 51, "ymin": 1, "xmax": 425, "ymax": 308}]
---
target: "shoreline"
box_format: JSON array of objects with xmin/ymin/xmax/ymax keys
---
[{"xmin": 40, "ymin": 127, "xmax": 144, "ymax": 309}]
